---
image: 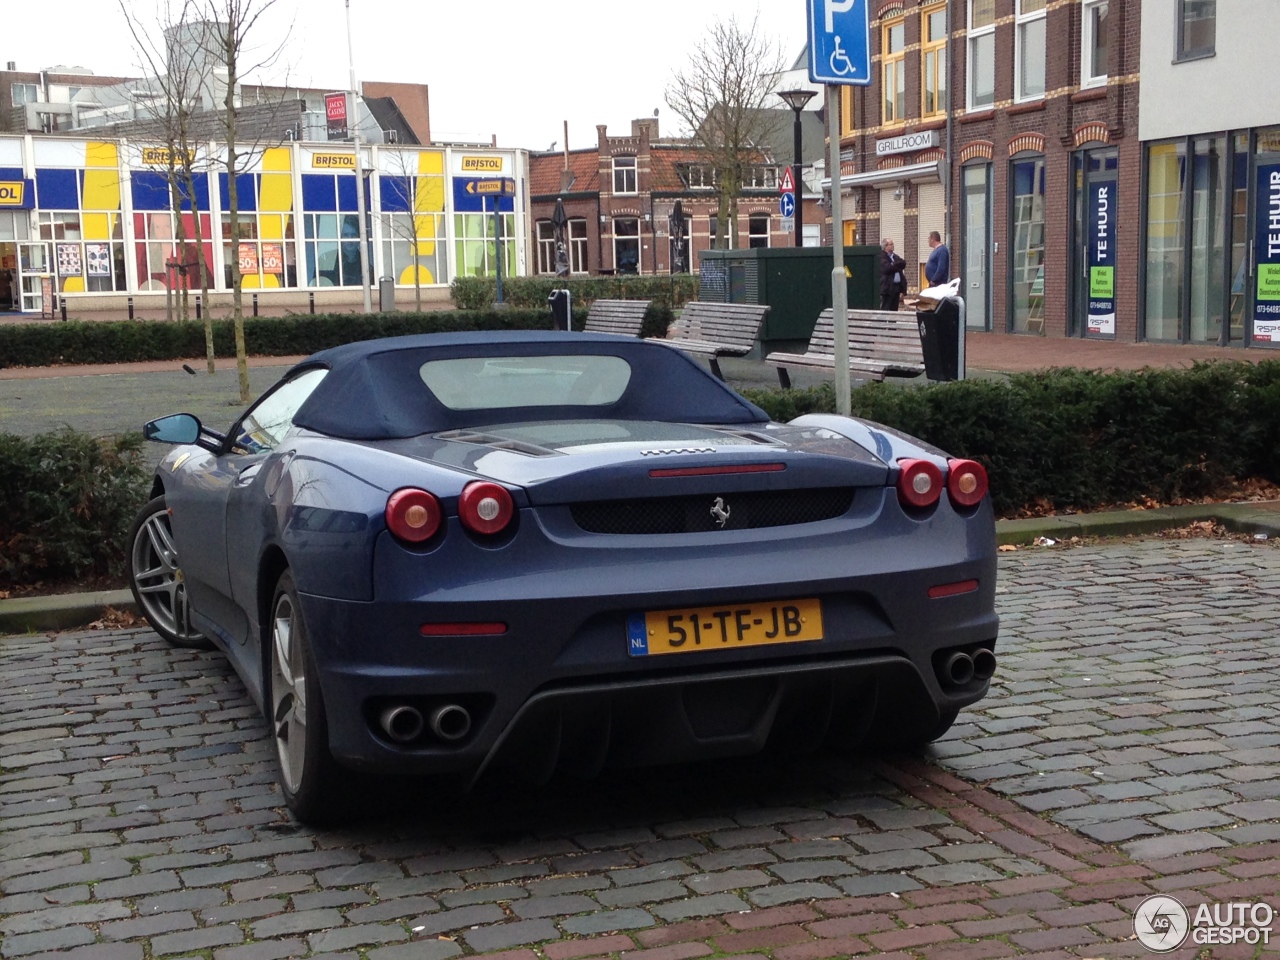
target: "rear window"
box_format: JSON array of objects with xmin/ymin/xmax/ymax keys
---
[{"xmin": 419, "ymin": 355, "xmax": 632, "ymax": 410}]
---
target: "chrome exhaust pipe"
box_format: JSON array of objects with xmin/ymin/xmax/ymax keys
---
[
  {"xmin": 378, "ymin": 705, "xmax": 424, "ymax": 743},
  {"xmin": 428, "ymin": 704, "xmax": 472, "ymax": 742},
  {"xmin": 972, "ymin": 648, "xmax": 997, "ymax": 682},
  {"xmin": 943, "ymin": 651, "xmax": 975, "ymax": 686}
]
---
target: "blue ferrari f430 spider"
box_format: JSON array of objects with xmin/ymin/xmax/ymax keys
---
[{"xmin": 129, "ymin": 331, "xmax": 998, "ymax": 822}]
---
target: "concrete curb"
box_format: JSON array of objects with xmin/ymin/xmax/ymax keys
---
[{"xmin": 4, "ymin": 501, "xmax": 1279, "ymax": 636}]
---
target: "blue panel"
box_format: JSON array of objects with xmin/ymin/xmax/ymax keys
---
[
  {"xmin": 131, "ymin": 171, "xmax": 172, "ymax": 211},
  {"xmin": 1012, "ymin": 160, "xmax": 1043, "ymax": 198},
  {"xmin": 335, "ymin": 176, "xmax": 371, "ymax": 213},
  {"xmin": 302, "ymin": 174, "xmax": 336, "ymax": 211},
  {"xmin": 452, "ymin": 178, "xmax": 513, "ymax": 213},
  {"xmin": 36, "ymin": 168, "xmax": 79, "ymax": 209},
  {"xmin": 381, "ymin": 175, "xmax": 413, "ymax": 213},
  {"xmin": 174, "ymin": 172, "xmax": 211, "ymax": 212},
  {"xmin": 0, "ymin": 167, "xmax": 23, "ymax": 180},
  {"xmin": 218, "ymin": 172, "xmax": 258, "ymax": 212}
]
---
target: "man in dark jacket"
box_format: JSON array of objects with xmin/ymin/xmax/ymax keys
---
[{"xmin": 880, "ymin": 238, "xmax": 908, "ymax": 311}]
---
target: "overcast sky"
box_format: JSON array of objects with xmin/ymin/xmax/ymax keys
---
[{"xmin": 11, "ymin": 1, "xmax": 811, "ymax": 150}]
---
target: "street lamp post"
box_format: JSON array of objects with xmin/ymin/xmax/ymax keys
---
[
  {"xmin": 777, "ymin": 88, "xmax": 816, "ymax": 248},
  {"xmin": 345, "ymin": 0, "xmax": 372, "ymax": 313}
]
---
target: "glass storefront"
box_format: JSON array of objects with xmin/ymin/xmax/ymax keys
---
[
  {"xmin": 1009, "ymin": 156, "xmax": 1045, "ymax": 333},
  {"xmin": 1143, "ymin": 131, "xmax": 1256, "ymax": 344}
]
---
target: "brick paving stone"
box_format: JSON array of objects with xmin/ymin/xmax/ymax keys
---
[
  {"xmin": 366, "ymin": 941, "xmax": 463, "ymax": 960},
  {"xmin": 462, "ymin": 919, "xmax": 561, "ymax": 953},
  {"xmin": 561, "ymin": 909, "xmax": 657, "ymax": 935}
]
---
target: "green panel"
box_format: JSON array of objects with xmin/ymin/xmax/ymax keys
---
[
  {"xmin": 1258, "ymin": 263, "xmax": 1280, "ymax": 301},
  {"xmin": 700, "ymin": 247, "xmax": 880, "ymax": 345}
]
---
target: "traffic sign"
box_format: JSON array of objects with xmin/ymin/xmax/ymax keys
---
[
  {"xmin": 779, "ymin": 193, "xmax": 796, "ymax": 218},
  {"xmin": 465, "ymin": 177, "xmax": 517, "ymax": 198},
  {"xmin": 779, "ymin": 167, "xmax": 795, "ymax": 194},
  {"xmin": 808, "ymin": 0, "xmax": 872, "ymax": 86}
]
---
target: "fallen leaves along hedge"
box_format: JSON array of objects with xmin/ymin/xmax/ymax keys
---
[
  {"xmin": 744, "ymin": 360, "xmax": 1280, "ymax": 517},
  {"xmin": 0, "ymin": 430, "xmax": 149, "ymax": 586}
]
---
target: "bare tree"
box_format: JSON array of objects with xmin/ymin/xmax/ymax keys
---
[
  {"xmin": 665, "ymin": 14, "xmax": 786, "ymax": 249},
  {"xmin": 119, "ymin": 0, "xmax": 218, "ymax": 373},
  {"xmin": 381, "ymin": 149, "xmax": 446, "ymax": 313},
  {"xmin": 202, "ymin": 0, "xmax": 292, "ymax": 401}
]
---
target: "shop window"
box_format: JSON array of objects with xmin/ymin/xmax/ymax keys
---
[
  {"xmin": 134, "ymin": 211, "xmax": 213, "ymax": 293},
  {"xmin": 748, "ymin": 214, "xmax": 770, "ymax": 249},
  {"xmin": 613, "ymin": 217, "xmax": 640, "ymax": 273},
  {"xmin": 453, "ymin": 212, "xmax": 515, "ymax": 279},
  {"xmin": 1016, "ymin": 0, "xmax": 1047, "ymax": 102},
  {"xmin": 882, "ymin": 11, "xmax": 907, "ymax": 125},
  {"xmin": 1010, "ymin": 156, "xmax": 1046, "ymax": 333},
  {"xmin": 377, "ymin": 170, "xmax": 445, "ymax": 287},
  {"xmin": 921, "ymin": 3, "xmax": 948, "ymax": 119},
  {"xmin": 1081, "ymin": 0, "xmax": 1110, "ymax": 87},
  {"xmin": 569, "ymin": 218, "xmax": 588, "ymax": 273},
  {"xmin": 227, "ymin": 212, "xmax": 297, "ymax": 290},
  {"xmin": 613, "ymin": 157, "xmax": 637, "ymax": 195},
  {"xmin": 1177, "ymin": 0, "xmax": 1216, "ymax": 60},
  {"xmin": 968, "ymin": 0, "xmax": 996, "ymax": 111},
  {"xmin": 1144, "ymin": 142, "xmax": 1186, "ymax": 340}
]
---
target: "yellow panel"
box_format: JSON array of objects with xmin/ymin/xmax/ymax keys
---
[
  {"xmin": 259, "ymin": 147, "xmax": 293, "ymax": 222},
  {"xmin": 242, "ymin": 273, "xmax": 262, "ymax": 288},
  {"xmin": 399, "ymin": 263, "xmax": 436, "ymax": 285},
  {"xmin": 63, "ymin": 277, "xmax": 85, "ymax": 292},
  {"xmin": 81, "ymin": 142, "xmax": 120, "ymax": 236}
]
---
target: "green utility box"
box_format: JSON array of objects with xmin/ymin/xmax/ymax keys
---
[{"xmin": 697, "ymin": 246, "xmax": 880, "ymax": 350}]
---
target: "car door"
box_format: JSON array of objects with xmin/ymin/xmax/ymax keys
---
[{"xmin": 222, "ymin": 368, "xmax": 329, "ymax": 652}]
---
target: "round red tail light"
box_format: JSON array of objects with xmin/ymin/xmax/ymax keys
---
[
  {"xmin": 947, "ymin": 459, "xmax": 989, "ymax": 507},
  {"xmin": 385, "ymin": 488, "xmax": 442, "ymax": 543},
  {"xmin": 896, "ymin": 458, "xmax": 944, "ymax": 509},
  {"xmin": 459, "ymin": 481, "xmax": 515, "ymax": 535}
]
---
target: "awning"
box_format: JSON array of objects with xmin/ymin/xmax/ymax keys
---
[{"xmin": 821, "ymin": 159, "xmax": 945, "ymax": 192}]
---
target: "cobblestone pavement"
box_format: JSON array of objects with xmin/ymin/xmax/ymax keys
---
[{"xmin": 2, "ymin": 537, "xmax": 1279, "ymax": 960}]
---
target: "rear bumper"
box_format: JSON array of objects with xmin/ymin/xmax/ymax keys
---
[{"xmin": 297, "ymin": 576, "xmax": 998, "ymax": 779}]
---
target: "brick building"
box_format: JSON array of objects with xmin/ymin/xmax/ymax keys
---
[
  {"xmin": 834, "ymin": 0, "xmax": 1139, "ymax": 340},
  {"xmin": 527, "ymin": 118, "xmax": 814, "ymax": 276}
]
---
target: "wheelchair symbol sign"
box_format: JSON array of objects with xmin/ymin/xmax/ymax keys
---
[{"xmin": 808, "ymin": 0, "xmax": 872, "ymax": 86}]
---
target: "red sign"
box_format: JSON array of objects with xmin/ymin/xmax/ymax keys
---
[
  {"xmin": 261, "ymin": 242, "xmax": 284, "ymax": 275},
  {"xmin": 325, "ymin": 92, "xmax": 348, "ymax": 141},
  {"xmin": 779, "ymin": 167, "xmax": 795, "ymax": 194},
  {"xmin": 238, "ymin": 242, "xmax": 259, "ymax": 275}
]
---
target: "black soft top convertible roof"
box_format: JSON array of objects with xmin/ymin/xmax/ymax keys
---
[{"xmin": 290, "ymin": 331, "xmax": 769, "ymax": 440}]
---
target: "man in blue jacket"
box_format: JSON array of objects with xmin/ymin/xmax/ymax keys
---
[{"xmin": 925, "ymin": 231, "xmax": 950, "ymax": 287}]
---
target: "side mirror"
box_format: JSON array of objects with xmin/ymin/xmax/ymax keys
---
[{"xmin": 144, "ymin": 413, "xmax": 202, "ymax": 444}]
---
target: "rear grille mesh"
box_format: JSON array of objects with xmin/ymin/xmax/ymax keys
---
[{"xmin": 570, "ymin": 488, "xmax": 855, "ymax": 535}]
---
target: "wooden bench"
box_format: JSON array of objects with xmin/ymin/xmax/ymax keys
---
[
  {"xmin": 646, "ymin": 301, "xmax": 770, "ymax": 380},
  {"xmin": 765, "ymin": 308, "xmax": 925, "ymax": 388},
  {"xmin": 582, "ymin": 299, "xmax": 651, "ymax": 337}
]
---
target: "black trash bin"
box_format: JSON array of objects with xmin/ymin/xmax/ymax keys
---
[
  {"xmin": 548, "ymin": 289, "xmax": 572, "ymax": 331},
  {"xmin": 916, "ymin": 297, "xmax": 962, "ymax": 381}
]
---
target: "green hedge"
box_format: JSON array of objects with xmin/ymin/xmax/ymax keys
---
[
  {"xmin": 0, "ymin": 430, "xmax": 148, "ymax": 586},
  {"xmin": 451, "ymin": 274, "xmax": 699, "ymax": 311},
  {"xmin": 0, "ymin": 310, "xmax": 559, "ymax": 368},
  {"xmin": 744, "ymin": 361, "xmax": 1280, "ymax": 516}
]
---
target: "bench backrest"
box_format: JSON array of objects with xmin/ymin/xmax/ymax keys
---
[
  {"xmin": 583, "ymin": 299, "xmax": 651, "ymax": 337},
  {"xmin": 668, "ymin": 301, "xmax": 769, "ymax": 349},
  {"xmin": 805, "ymin": 309, "xmax": 924, "ymax": 363}
]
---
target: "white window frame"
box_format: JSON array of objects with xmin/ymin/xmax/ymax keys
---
[
  {"xmin": 11, "ymin": 82, "xmax": 39, "ymax": 107},
  {"xmin": 1015, "ymin": 0, "xmax": 1047, "ymax": 103},
  {"xmin": 967, "ymin": 0, "xmax": 996, "ymax": 112},
  {"xmin": 612, "ymin": 156, "xmax": 637, "ymax": 195},
  {"xmin": 748, "ymin": 214, "xmax": 771, "ymax": 249},
  {"xmin": 535, "ymin": 220, "xmax": 555, "ymax": 274},
  {"xmin": 1081, "ymin": 0, "xmax": 1109, "ymax": 88},
  {"xmin": 613, "ymin": 216, "xmax": 640, "ymax": 273},
  {"xmin": 569, "ymin": 218, "xmax": 588, "ymax": 273}
]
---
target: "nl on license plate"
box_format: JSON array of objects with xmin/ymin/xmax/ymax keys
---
[{"xmin": 626, "ymin": 598, "xmax": 823, "ymax": 657}]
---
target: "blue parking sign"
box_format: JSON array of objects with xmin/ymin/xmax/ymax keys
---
[{"xmin": 808, "ymin": 0, "xmax": 872, "ymax": 86}]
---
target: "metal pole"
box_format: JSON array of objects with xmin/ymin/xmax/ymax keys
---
[
  {"xmin": 828, "ymin": 86, "xmax": 850, "ymax": 416},
  {"xmin": 793, "ymin": 107, "xmax": 804, "ymax": 248},
  {"xmin": 345, "ymin": 0, "xmax": 372, "ymax": 314},
  {"xmin": 492, "ymin": 197, "xmax": 505, "ymax": 304}
]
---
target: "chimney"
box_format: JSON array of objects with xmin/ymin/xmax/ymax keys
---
[{"xmin": 631, "ymin": 117, "xmax": 658, "ymax": 141}]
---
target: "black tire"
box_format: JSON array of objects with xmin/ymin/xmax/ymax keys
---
[
  {"xmin": 268, "ymin": 570, "xmax": 347, "ymax": 824},
  {"xmin": 127, "ymin": 495, "xmax": 211, "ymax": 649}
]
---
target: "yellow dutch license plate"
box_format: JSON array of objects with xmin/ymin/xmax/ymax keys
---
[{"xmin": 626, "ymin": 598, "xmax": 823, "ymax": 657}]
